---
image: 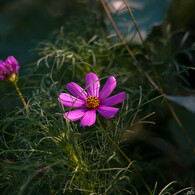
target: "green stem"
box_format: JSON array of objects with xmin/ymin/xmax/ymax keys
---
[
  {"xmin": 96, "ymin": 116, "xmax": 152, "ymax": 195},
  {"xmin": 100, "ymin": 0, "xmax": 195, "ymax": 154},
  {"xmin": 99, "ymin": 0, "xmax": 159, "ymax": 90},
  {"xmin": 14, "ymin": 82, "xmax": 29, "ymax": 113},
  {"xmin": 122, "ymin": 0, "xmax": 161, "ymax": 87},
  {"xmin": 67, "ymin": 127, "xmax": 94, "ymax": 193},
  {"xmin": 122, "ymin": 0, "xmax": 195, "ymax": 154}
]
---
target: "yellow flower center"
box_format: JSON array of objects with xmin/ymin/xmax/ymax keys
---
[{"xmin": 86, "ymin": 96, "xmax": 100, "ymax": 109}]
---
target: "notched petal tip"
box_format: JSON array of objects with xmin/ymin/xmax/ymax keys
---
[
  {"xmin": 58, "ymin": 97, "xmax": 61, "ymax": 103},
  {"xmin": 121, "ymin": 92, "xmax": 126, "ymax": 99}
]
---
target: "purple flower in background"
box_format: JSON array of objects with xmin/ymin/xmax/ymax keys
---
[
  {"xmin": 35, "ymin": 166, "xmax": 50, "ymax": 179},
  {"xmin": 58, "ymin": 72, "xmax": 125, "ymax": 126},
  {"xmin": 0, "ymin": 56, "xmax": 20, "ymax": 82}
]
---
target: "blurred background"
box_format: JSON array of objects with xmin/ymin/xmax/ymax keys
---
[{"xmin": 0, "ymin": 0, "xmax": 194, "ymax": 62}]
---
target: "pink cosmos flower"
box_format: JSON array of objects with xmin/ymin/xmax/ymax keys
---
[
  {"xmin": 0, "ymin": 56, "xmax": 20, "ymax": 81},
  {"xmin": 58, "ymin": 72, "xmax": 125, "ymax": 126}
]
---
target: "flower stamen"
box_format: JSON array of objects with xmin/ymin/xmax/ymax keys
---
[
  {"xmin": 86, "ymin": 96, "xmax": 100, "ymax": 109},
  {"xmin": 1, "ymin": 70, "xmax": 7, "ymax": 76},
  {"xmin": 7, "ymin": 64, "xmax": 13, "ymax": 72}
]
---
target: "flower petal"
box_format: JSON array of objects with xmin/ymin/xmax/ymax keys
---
[
  {"xmin": 66, "ymin": 82, "xmax": 87, "ymax": 101},
  {"xmin": 99, "ymin": 76, "xmax": 116, "ymax": 101},
  {"xmin": 0, "ymin": 75, "xmax": 5, "ymax": 80},
  {"xmin": 85, "ymin": 72, "xmax": 100, "ymax": 97},
  {"xmin": 0, "ymin": 64, "xmax": 9, "ymax": 76},
  {"xmin": 5, "ymin": 56, "xmax": 20, "ymax": 73},
  {"xmin": 58, "ymin": 93, "xmax": 86, "ymax": 108},
  {"xmin": 97, "ymin": 105, "xmax": 119, "ymax": 118},
  {"xmin": 80, "ymin": 109, "xmax": 96, "ymax": 126},
  {"xmin": 0, "ymin": 60, "xmax": 5, "ymax": 66},
  {"xmin": 64, "ymin": 108, "xmax": 87, "ymax": 121},
  {"xmin": 101, "ymin": 92, "xmax": 125, "ymax": 106}
]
